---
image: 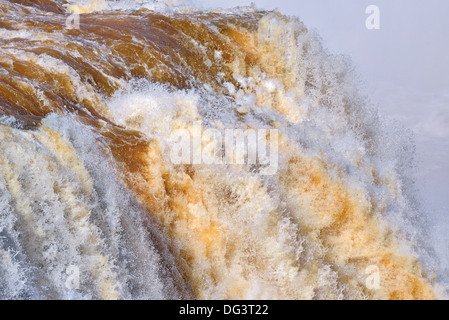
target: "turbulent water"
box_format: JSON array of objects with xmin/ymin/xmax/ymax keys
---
[{"xmin": 0, "ymin": 0, "xmax": 445, "ymax": 299}]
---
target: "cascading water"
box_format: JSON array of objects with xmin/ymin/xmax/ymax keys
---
[{"xmin": 0, "ymin": 0, "xmax": 445, "ymax": 299}]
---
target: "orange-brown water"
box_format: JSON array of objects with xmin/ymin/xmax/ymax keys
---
[{"xmin": 0, "ymin": 0, "xmax": 442, "ymax": 299}]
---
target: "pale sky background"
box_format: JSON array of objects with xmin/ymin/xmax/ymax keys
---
[{"xmin": 196, "ymin": 0, "xmax": 449, "ymax": 266}]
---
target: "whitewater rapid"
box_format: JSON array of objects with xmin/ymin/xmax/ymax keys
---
[{"xmin": 0, "ymin": 0, "xmax": 446, "ymax": 299}]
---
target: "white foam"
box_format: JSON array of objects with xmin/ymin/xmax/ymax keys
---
[{"xmin": 0, "ymin": 114, "xmax": 187, "ymax": 299}]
